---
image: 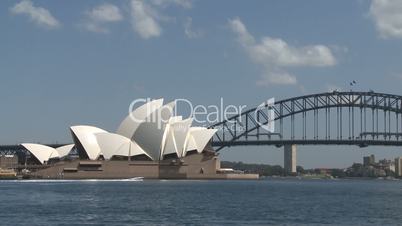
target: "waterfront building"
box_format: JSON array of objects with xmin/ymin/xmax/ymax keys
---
[
  {"xmin": 0, "ymin": 154, "xmax": 18, "ymax": 169},
  {"xmin": 20, "ymin": 99, "xmax": 258, "ymax": 180},
  {"xmin": 363, "ymin": 154, "xmax": 375, "ymax": 166},
  {"xmin": 378, "ymin": 159, "xmax": 395, "ymax": 173}
]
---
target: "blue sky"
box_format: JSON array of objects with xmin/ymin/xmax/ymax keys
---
[{"xmin": 2, "ymin": 0, "xmax": 402, "ymax": 168}]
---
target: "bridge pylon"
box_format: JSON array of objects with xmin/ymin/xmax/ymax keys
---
[{"xmin": 284, "ymin": 144, "xmax": 296, "ymax": 175}]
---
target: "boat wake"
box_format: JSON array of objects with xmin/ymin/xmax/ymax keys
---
[{"xmin": 4, "ymin": 177, "xmax": 144, "ymax": 183}]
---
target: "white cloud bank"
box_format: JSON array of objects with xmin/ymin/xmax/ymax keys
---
[
  {"xmin": 184, "ymin": 17, "xmax": 203, "ymax": 38},
  {"xmin": 130, "ymin": 0, "xmax": 192, "ymax": 39},
  {"xmin": 370, "ymin": 0, "xmax": 402, "ymax": 39},
  {"xmin": 84, "ymin": 3, "xmax": 123, "ymax": 33},
  {"xmin": 10, "ymin": 0, "xmax": 60, "ymax": 29},
  {"xmin": 130, "ymin": 0, "xmax": 162, "ymax": 39},
  {"xmin": 150, "ymin": 0, "xmax": 192, "ymax": 9},
  {"xmin": 228, "ymin": 18, "xmax": 336, "ymax": 86}
]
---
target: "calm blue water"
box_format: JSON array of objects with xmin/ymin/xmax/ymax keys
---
[{"xmin": 0, "ymin": 179, "xmax": 401, "ymax": 225}]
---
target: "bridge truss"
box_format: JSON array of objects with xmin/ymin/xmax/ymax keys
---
[{"xmin": 209, "ymin": 91, "xmax": 402, "ymax": 151}]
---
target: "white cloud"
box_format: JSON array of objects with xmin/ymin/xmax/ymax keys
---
[
  {"xmin": 150, "ymin": 0, "xmax": 192, "ymax": 9},
  {"xmin": 229, "ymin": 18, "xmax": 255, "ymax": 46},
  {"xmin": 184, "ymin": 17, "xmax": 203, "ymax": 38},
  {"xmin": 83, "ymin": 23, "xmax": 108, "ymax": 34},
  {"xmin": 228, "ymin": 18, "xmax": 336, "ymax": 86},
  {"xmin": 370, "ymin": 0, "xmax": 402, "ymax": 39},
  {"xmin": 250, "ymin": 38, "xmax": 336, "ymax": 67},
  {"xmin": 130, "ymin": 0, "xmax": 193, "ymax": 39},
  {"xmin": 130, "ymin": 0, "xmax": 162, "ymax": 39},
  {"xmin": 10, "ymin": 0, "xmax": 60, "ymax": 29},
  {"xmin": 87, "ymin": 4, "xmax": 123, "ymax": 22},
  {"xmin": 83, "ymin": 3, "xmax": 123, "ymax": 34},
  {"xmin": 257, "ymin": 71, "xmax": 297, "ymax": 86}
]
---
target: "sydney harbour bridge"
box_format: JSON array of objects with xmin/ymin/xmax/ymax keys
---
[
  {"xmin": 208, "ymin": 91, "xmax": 402, "ymax": 172},
  {"xmin": 2, "ymin": 91, "xmax": 402, "ymax": 173}
]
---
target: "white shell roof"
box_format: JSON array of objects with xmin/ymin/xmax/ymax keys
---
[
  {"xmin": 161, "ymin": 118, "xmax": 193, "ymax": 159},
  {"xmin": 95, "ymin": 132, "xmax": 151, "ymax": 160},
  {"xmin": 132, "ymin": 101, "xmax": 176, "ymax": 160},
  {"xmin": 116, "ymin": 99, "xmax": 163, "ymax": 139},
  {"xmin": 183, "ymin": 127, "xmax": 218, "ymax": 156},
  {"xmin": 23, "ymin": 99, "xmax": 217, "ymax": 164},
  {"xmin": 160, "ymin": 116, "xmax": 183, "ymax": 158},
  {"xmin": 184, "ymin": 134, "xmax": 198, "ymax": 153},
  {"xmin": 70, "ymin": 125, "xmax": 107, "ymax": 160},
  {"xmin": 160, "ymin": 124, "xmax": 179, "ymax": 159},
  {"xmin": 55, "ymin": 144, "xmax": 75, "ymax": 158},
  {"xmin": 168, "ymin": 116, "xmax": 182, "ymax": 123},
  {"xmin": 172, "ymin": 118, "xmax": 193, "ymax": 157},
  {"xmin": 21, "ymin": 143, "xmax": 59, "ymax": 164}
]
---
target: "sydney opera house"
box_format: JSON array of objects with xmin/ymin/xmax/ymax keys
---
[{"xmin": 20, "ymin": 99, "xmax": 258, "ymax": 179}]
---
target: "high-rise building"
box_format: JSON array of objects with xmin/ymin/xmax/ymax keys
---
[
  {"xmin": 363, "ymin": 154, "xmax": 375, "ymax": 166},
  {"xmin": 378, "ymin": 159, "xmax": 395, "ymax": 172}
]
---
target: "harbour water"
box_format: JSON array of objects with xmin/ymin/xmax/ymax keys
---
[{"xmin": 0, "ymin": 178, "xmax": 401, "ymax": 225}]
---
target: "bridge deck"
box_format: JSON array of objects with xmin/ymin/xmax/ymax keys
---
[{"xmin": 212, "ymin": 139, "xmax": 402, "ymax": 147}]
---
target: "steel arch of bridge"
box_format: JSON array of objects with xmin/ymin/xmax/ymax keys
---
[{"xmin": 209, "ymin": 91, "xmax": 402, "ymax": 151}]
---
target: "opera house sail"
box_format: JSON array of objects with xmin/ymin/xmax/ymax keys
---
[{"xmin": 20, "ymin": 98, "xmax": 258, "ymax": 180}]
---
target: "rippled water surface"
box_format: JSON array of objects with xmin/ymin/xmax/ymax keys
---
[{"xmin": 0, "ymin": 179, "xmax": 401, "ymax": 225}]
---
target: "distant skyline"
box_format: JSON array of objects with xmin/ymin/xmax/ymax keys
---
[{"xmin": 2, "ymin": 0, "xmax": 402, "ymax": 168}]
